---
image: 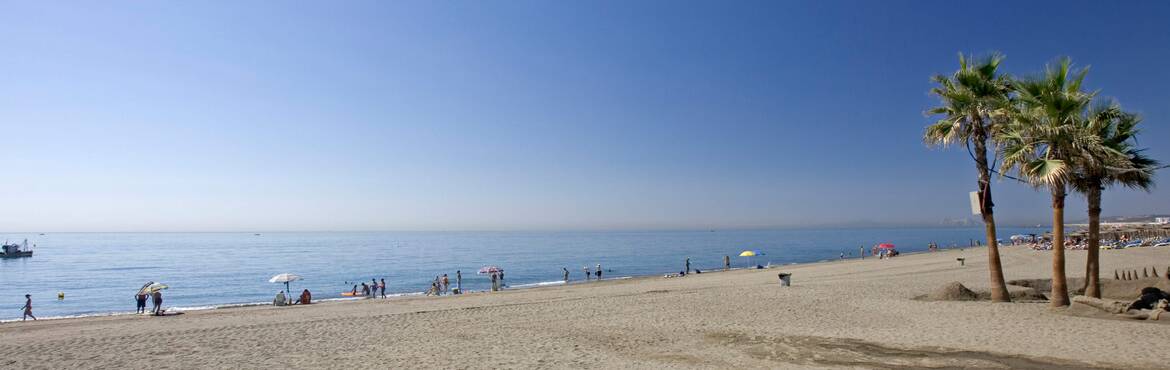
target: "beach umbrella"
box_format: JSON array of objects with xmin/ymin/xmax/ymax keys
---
[
  {"xmin": 738, "ymin": 250, "xmax": 763, "ymax": 267},
  {"xmin": 877, "ymin": 243, "xmax": 896, "ymax": 249},
  {"xmin": 137, "ymin": 282, "xmax": 168, "ymax": 295},
  {"xmin": 269, "ymin": 273, "xmax": 302, "ymax": 296},
  {"xmin": 478, "ymin": 266, "xmax": 503, "ymax": 274}
]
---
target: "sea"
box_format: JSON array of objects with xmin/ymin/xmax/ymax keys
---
[{"xmin": 0, "ymin": 227, "xmax": 1043, "ymax": 321}]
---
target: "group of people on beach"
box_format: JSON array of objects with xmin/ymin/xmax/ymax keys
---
[
  {"xmin": 134, "ymin": 290, "xmax": 164, "ymax": 315},
  {"xmin": 581, "ymin": 264, "xmax": 603, "ymax": 281},
  {"xmin": 427, "ymin": 272, "xmax": 462, "ymax": 296},
  {"xmin": 353, "ymin": 278, "xmax": 389, "ymax": 298},
  {"xmin": 274, "ymin": 289, "xmax": 312, "ymax": 306}
]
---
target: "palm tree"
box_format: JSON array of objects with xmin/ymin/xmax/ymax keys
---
[
  {"xmin": 924, "ymin": 53, "xmax": 1012, "ymax": 302},
  {"xmin": 1071, "ymin": 104, "xmax": 1159, "ymax": 298},
  {"xmin": 1001, "ymin": 57, "xmax": 1099, "ymax": 307}
]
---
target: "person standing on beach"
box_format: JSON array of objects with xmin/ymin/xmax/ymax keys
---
[
  {"xmin": 379, "ymin": 278, "xmax": 387, "ymax": 298},
  {"xmin": 151, "ymin": 290, "xmax": 163, "ymax": 315},
  {"xmin": 685, "ymin": 258, "xmax": 691, "ymax": 273},
  {"xmin": 22, "ymin": 294, "xmax": 35, "ymax": 321},
  {"xmin": 441, "ymin": 274, "xmax": 450, "ymax": 294},
  {"xmin": 456, "ymin": 270, "xmax": 462, "ymax": 293},
  {"xmin": 584, "ymin": 266, "xmax": 591, "ymax": 280},
  {"xmin": 595, "ymin": 264, "xmax": 602, "ymax": 280},
  {"xmin": 562, "ymin": 267, "xmax": 569, "ymax": 282},
  {"xmin": 860, "ymin": 246, "xmax": 865, "ymax": 259},
  {"xmin": 371, "ymin": 279, "xmax": 378, "ymax": 297},
  {"xmin": 724, "ymin": 255, "xmax": 730, "ymax": 271},
  {"xmin": 135, "ymin": 292, "xmax": 148, "ymax": 314}
]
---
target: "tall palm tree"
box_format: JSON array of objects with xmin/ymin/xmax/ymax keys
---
[
  {"xmin": 1001, "ymin": 57, "xmax": 1099, "ymax": 307},
  {"xmin": 924, "ymin": 53, "xmax": 1012, "ymax": 302},
  {"xmin": 1071, "ymin": 104, "xmax": 1159, "ymax": 298}
]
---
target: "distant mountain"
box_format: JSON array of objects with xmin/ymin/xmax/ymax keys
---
[
  {"xmin": 938, "ymin": 217, "xmax": 978, "ymax": 227},
  {"xmin": 1070, "ymin": 214, "xmax": 1170, "ymax": 224}
]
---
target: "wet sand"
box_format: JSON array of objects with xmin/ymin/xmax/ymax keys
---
[{"xmin": 2, "ymin": 245, "xmax": 1168, "ymax": 369}]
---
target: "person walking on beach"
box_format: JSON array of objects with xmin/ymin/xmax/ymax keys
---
[
  {"xmin": 685, "ymin": 258, "xmax": 691, "ymax": 274},
  {"xmin": 151, "ymin": 290, "xmax": 163, "ymax": 315},
  {"xmin": 724, "ymin": 255, "xmax": 730, "ymax": 271},
  {"xmin": 595, "ymin": 264, "xmax": 603, "ymax": 280},
  {"xmin": 379, "ymin": 278, "xmax": 387, "ymax": 298},
  {"xmin": 371, "ymin": 279, "xmax": 378, "ymax": 297},
  {"xmin": 860, "ymin": 246, "xmax": 865, "ymax": 259},
  {"xmin": 562, "ymin": 267, "xmax": 570, "ymax": 282},
  {"xmin": 441, "ymin": 274, "xmax": 450, "ymax": 294},
  {"xmin": 135, "ymin": 292, "xmax": 148, "ymax": 314},
  {"xmin": 584, "ymin": 266, "xmax": 591, "ymax": 280},
  {"xmin": 21, "ymin": 294, "xmax": 35, "ymax": 321}
]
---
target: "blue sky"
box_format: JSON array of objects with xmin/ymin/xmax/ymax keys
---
[{"xmin": 1, "ymin": 1, "xmax": 1168, "ymax": 231}]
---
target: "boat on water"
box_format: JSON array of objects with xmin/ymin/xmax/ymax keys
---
[{"xmin": 1, "ymin": 239, "xmax": 33, "ymax": 258}]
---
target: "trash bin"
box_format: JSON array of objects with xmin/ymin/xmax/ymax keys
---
[
  {"xmin": 957, "ymin": 258, "xmax": 966, "ymax": 266},
  {"xmin": 777, "ymin": 273, "xmax": 791, "ymax": 287}
]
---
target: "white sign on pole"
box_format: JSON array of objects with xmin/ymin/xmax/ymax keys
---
[{"xmin": 969, "ymin": 191, "xmax": 981, "ymax": 215}]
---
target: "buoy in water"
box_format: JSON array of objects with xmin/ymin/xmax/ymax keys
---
[{"xmin": 58, "ymin": 292, "xmax": 65, "ymax": 300}]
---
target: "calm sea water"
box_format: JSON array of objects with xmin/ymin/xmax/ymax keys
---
[{"xmin": 0, "ymin": 227, "xmax": 1041, "ymax": 320}]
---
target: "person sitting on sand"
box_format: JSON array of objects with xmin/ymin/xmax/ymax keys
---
[
  {"xmin": 1073, "ymin": 287, "xmax": 1170, "ymax": 321},
  {"xmin": 297, "ymin": 289, "xmax": 312, "ymax": 305},
  {"xmin": 274, "ymin": 290, "xmax": 287, "ymax": 306},
  {"xmin": 1128, "ymin": 287, "xmax": 1170, "ymax": 311}
]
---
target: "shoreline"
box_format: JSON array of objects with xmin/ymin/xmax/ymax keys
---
[
  {"xmin": 3, "ymin": 245, "xmax": 1167, "ymax": 368},
  {"xmin": 0, "ymin": 247, "xmax": 974, "ymax": 324}
]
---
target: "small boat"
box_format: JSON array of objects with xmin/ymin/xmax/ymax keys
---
[{"xmin": 1, "ymin": 239, "xmax": 33, "ymax": 258}]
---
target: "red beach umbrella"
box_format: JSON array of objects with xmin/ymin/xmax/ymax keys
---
[
  {"xmin": 477, "ymin": 266, "xmax": 503, "ymax": 274},
  {"xmin": 877, "ymin": 243, "xmax": 896, "ymax": 249}
]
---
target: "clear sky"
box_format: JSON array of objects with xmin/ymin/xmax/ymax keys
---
[{"xmin": 1, "ymin": 1, "xmax": 1168, "ymax": 232}]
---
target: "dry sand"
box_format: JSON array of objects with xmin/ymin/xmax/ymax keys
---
[{"xmin": 2, "ymin": 246, "xmax": 1169, "ymax": 369}]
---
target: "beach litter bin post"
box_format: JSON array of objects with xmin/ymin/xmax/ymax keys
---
[
  {"xmin": 957, "ymin": 258, "xmax": 965, "ymax": 266},
  {"xmin": 777, "ymin": 273, "xmax": 791, "ymax": 287}
]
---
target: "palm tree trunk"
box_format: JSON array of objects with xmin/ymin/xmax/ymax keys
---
[
  {"xmin": 972, "ymin": 127, "xmax": 1010, "ymax": 302},
  {"xmin": 1050, "ymin": 184, "xmax": 1070, "ymax": 307},
  {"xmin": 1084, "ymin": 184, "xmax": 1102, "ymax": 298}
]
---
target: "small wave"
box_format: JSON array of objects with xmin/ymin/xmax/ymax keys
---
[
  {"xmin": 508, "ymin": 280, "xmax": 566, "ymax": 289},
  {"xmin": 90, "ymin": 266, "xmax": 158, "ymax": 271},
  {"xmin": 0, "ymin": 310, "xmax": 137, "ymax": 323}
]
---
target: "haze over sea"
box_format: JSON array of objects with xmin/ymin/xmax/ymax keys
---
[{"xmin": 0, "ymin": 227, "xmax": 1041, "ymax": 320}]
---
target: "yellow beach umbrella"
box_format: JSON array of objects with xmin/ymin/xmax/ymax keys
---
[{"xmin": 738, "ymin": 250, "xmax": 763, "ymax": 267}]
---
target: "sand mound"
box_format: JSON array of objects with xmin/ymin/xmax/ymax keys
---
[
  {"xmin": 1009, "ymin": 277, "xmax": 1170, "ymax": 300},
  {"xmin": 920, "ymin": 282, "xmax": 979, "ymax": 301}
]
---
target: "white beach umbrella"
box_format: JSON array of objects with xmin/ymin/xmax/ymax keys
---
[
  {"xmin": 269, "ymin": 273, "xmax": 302, "ymax": 296},
  {"xmin": 137, "ymin": 282, "xmax": 168, "ymax": 295}
]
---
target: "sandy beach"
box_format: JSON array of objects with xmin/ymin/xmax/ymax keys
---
[{"xmin": 2, "ymin": 246, "xmax": 1168, "ymax": 369}]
